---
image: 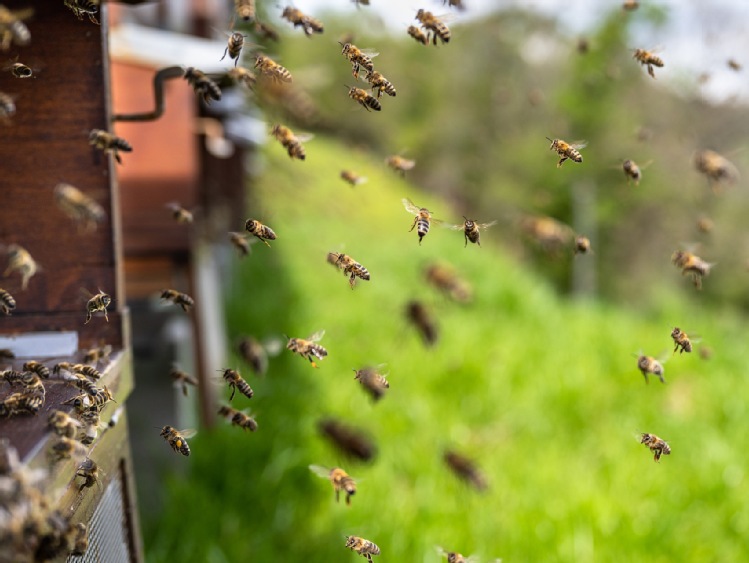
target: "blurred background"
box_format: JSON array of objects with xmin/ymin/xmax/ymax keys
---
[{"xmin": 106, "ymin": 1, "xmax": 749, "ymax": 561}]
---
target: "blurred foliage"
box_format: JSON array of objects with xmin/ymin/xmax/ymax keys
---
[{"xmin": 145, "ymin": 136, "xmax": 749, "ymax": 562}]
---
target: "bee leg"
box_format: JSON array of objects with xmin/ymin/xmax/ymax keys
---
[
  {"xmin": 182, "ymin": 384, "xmax": 188, "ymax": 397},
  {"xmin": 335, "ymin": 489, "xmax": 340, "ymax": 503},
  {"xmin": 557, "ymin": 157, "xmax": 567, "ymax": 168},
  {"xmin": 345, "ymin": 493, "xmax": 351, "ymax": 506},
  {"xmin": 114, "ymin": 152, "xmax": 122, "ymax": 164},
  {"xmin": 308, "ymin": 357, "xmax": 318, "ymax": 369},
  {"xmin": 657, "ymin": 374, "xmax": 666, "ymax": 384},
  {"xmin": 229, "ymin": 385, "xmax": 236, "ymax": 402},
  {"xmin": 409, "ymin": 217, "xmax": 418, "ymax": 232},
  {"xmin": 85, "ymin": 313, "xmax": 92, "ymax": 325},
  {"xmin": 641, "ymin": 372, "xmax": 649, "ymax": 384},
  {"xmin": 349, "ymin": 275, "xmax": 356, "ymax": 289},
  {"xmin": 221, "ymin": 47, "xmax": 229, "ymax": 61},
  {"xmin": 256, "ymin": 236, "xmax": 271, "ymax": 248},
  {"xmin": 464, "ymin": 234, "xmax": 468, "ymax": 248},
  {"xmin": 647, "ymin": 65, "xmax": 655, "ymax": 79}
]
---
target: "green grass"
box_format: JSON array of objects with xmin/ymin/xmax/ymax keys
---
[{"xmin": 145, "ymin": 136, "xmax": 749, "ymax": 562}]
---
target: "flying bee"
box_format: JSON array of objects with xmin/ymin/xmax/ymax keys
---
[
  {"xmin": 403, "ymin": 198, "xmax": 442, "ymax": 245},
  {"xmin": 84, "ymin": 289, "xmax": 111, "ymax": 324},
  {"xmin": 437, "ymin": 547, "xmax": 477, "ymax": 563},
  {"xmin": 271, "ymin": 124, "xmax": 311, "ymax": 160},
  {"xmin": 0, "ymin": 90, "xmax": 15, "ymax": 124},
  {"xmin": 574, "ymin": 235, "xmax": 591, "ymax": 255},
  {"xmin": 696, "ymin": 216, "xmax": 713, "ymax": 234},
  {"xmin": 671, "ymin": 327, "xmax": 694, "ymax": 354},
  {"xmin": 281, "ymin": 7, "xmax": 324, "ymax": 36},
  {"xmin": 183, "ymin": 67, "xmax": 222, "ymax": 103},
  {"xmin": 521, "ymin": 215, "xmax": 574, "ymax": 254},
  {"xmin": 347, "ymin": 85, "xmax": 381, "ymax": 111},
  {"xmin": 424, "ymin": 262, "xmax": 472, "ymax": 303},
  {"xmin": 387, "ymin": 154, "xmax": 416, "ymax": 175},
  {"xmin": 4, "ymin": 244, "xmax": 38, "ymax": 290},
  {"xmin": 546, "ymin": 137, "xmax": 586, "ymax": 167},
  {"xmin": 237, "ymin": 336, "xmax": 282, "ymax": 376},
  {"xmin": 54, "ymin": 183, "xmax": 107, "ymax": 232},
  {"xmin": 640, "ymin": 433, "xmax": 671, "ymax": 462},
  {"xmin": 310, "ymin": 465, "xmax": 357, "ymax": 505},
  {"xmin": 339, "ymin": 42, "xmax": 378, "ymax": 79},
  {"xmin": 48, "ymin": 411, "xmax": 82, "ymax": 438},
  {"xmin": 245, "ymin": 218, "xmax": 277, "ymax": 247},
  {"xmin": 0, "ymin": 6, "xmax": 32, "ymax": 50},
  {"xmin": 415, "ymin": 9, "xmax": 451, "ymax": 45},
  {"xmin": 407, "ymin": 25, "xmax": 429, "ymax": 45},
  {"xmin": 88, "ymin": 129, "xmax": 132, "ymax": 164},
  {"xmin": 83, "ymin": 343, "xmax": 112, "ymax": 365},
  {"xmin": 328, "ymin": 252, "xmax": 371, "ymax": 289},
  {"xmin": 671, "ymin": 250, "xmax": 713, "ymax": 289},
  {"xmin": 50, "ymin": 437, "xmax": 87, "ymax": 463},
  {"xmin": 219, "ymin": 368, "xmax": 254, "ymax": 401},
  {"xmin": 727, "ymin": 58, "xmax": 742, "ymax": 71},
  {"xmin": 23, "ymin": 361, "xmax": 50, "ymax": 379},
  {"xmin": 254, "ymin": 54, "xmax": 293, "ymax": 82},
  {"xmin": 218, "ymin": 404, "xmax": 258, "ymax": 431},
  {"xmin": 319, "ymin": 418, "xmax": 376, "ymax": 461},
  {"xmin": 449, "ymin": 216, "xmax": 497, "ymax": 247},
  {"xmin": 170, "ymin": 366, "xmax": 198, "ymax": 397},
  {"xmin": 3, "ymin": 57, "xmax": 32, "ymax": 78},
  {"xmin": 159, "ymin": 426, "xmax": 195, "ymax": 456},
  {"xmin": 353, "ymin": 365, "xmax": 389, "ymax": 401},
  {"xmin": 221, "ymin": 32, "xmax": 247, "ymax": 67},
  {"xmin": 229, "ymin": 232, "xmax": 251, "ymax": 257},
  {"xmin": 633, "ymin": 48, "xmax": 664, "ymax": 79},
  {"xmin": 286, "ymin": 330, "xmax": 327, "ymax": 368},
  {"xmin": 364, "ymin": 70, "xmax": 396, "ymax": 98},
  {"xmin": 160, "ymin": 289, "xmax": 194, "ymax": 312},
  {"xmin": 636, "ymin": 354, "xmax": 665, "ymax": 384},
  {"xmin": 345, "ymin": 535, "xmax": 380, "ymax": 562},
  {"xmin": 340, "ymin": 170, "xmax": 368, "ymax": 187},
  {"xmin": 234, "ymin": 0, "xmax": 256, "ymax": 22},
  {"xmin": 227, "ymin": 66, "xmax": 256, "ymax": 90},
  {"xmin": 693, "ymin": 149, "xmax": 739, "ymax": 191},
  {"xmin": 622, "ymin": 0, "xmax": 639, "ymax": 10},
  {"xmin": 406, "ymin": 300, "xmax": 438, "ymax": 346},
  {"xmin": 254, "ymin": 20, "xmax": 280, "ymax": 42},
  {"xmin": 444, "ymin": 450, "xmax": 488, "ymax": 491},
  {"xmin": 64, "ymin": 0, "xmax": 99, "ymax": 24},
  {"xmin": 443, "ymin": 0, "xmax": 466, "ymax": 9},
  {"xmin": 0, "ymin": 287, "xmax": 16, "ymax": 314},
  {"xmin": 166, "ymin": 202, "xmax": 194, "ymax": 224}
]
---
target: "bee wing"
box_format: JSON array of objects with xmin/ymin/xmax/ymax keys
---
[
  {"xmin": 399, "ymin": 159, "xmax": 416, "ymax": 170},
  {"xmin": 570, "ymin": 141, "xmax": 588, "ymax": 149},
  {"xmin": 295, "ymin": 133, "xmax": 315, "ymax": 142},
  {"xmin": 478, "ymin": 220, "xmax": 498, "ymax": 230},
  {"xmin": 360, "ymin": 49, "xmax": 379, "ymax": 58},
  {"xmin": 402, "ymin": 198, "xmax": 421, "ymax": 214},
  {"xmin": 447, "ymin": 223, "xmax": 466, "ymax": 230},
  {"xmin": 307, "ymin": 329, "xmax": 325, "ymax": 342},
  {"xmin": 309, "ymin": 464, "xmax": 331, "ymax": 479},
  {"xmin": 262, "ymin": 336, "xmax": 285, "ymax": 357},
  {"xmin": 431, "ymin": 217, "xmax": 445, "ymax": 225},
  {"xmin": 178, "ymin": 428, "xmax": 198, "ymax": 439}
]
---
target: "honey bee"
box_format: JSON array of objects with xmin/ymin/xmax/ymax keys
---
[
  {"xmin": 22, "ymin": 361, "xmax": 50, "ymax": 379},
  {"xmin": 415, "ymin": 9, "xmax": 451, "ymax": 45},
  {"xmin": 727, "ymin": 58, "xmax": 742, "ymax": 72},
  {"xmin": 696, "ymin": 216, "xmax": 714, "ymax": 234},
  {"xmin": 64, "ymin": 0, "xmax": 99, "ymax": 24},
  {"xmin": 671, "ymin": 327, "xmax": 693, "ymax": 354},
  {"xmin": 245, "ymin": 218, "xmax": 277, "ymax": 247},
  {"xmin": 166, "ymin": 202, "xmax": 194, "ymax": 224},
  {"xmin": 54, "ymin": 183, "xmax": 107, "ymax": 232},
  {"xmin": 3, "ymin": 57, "xmax": 32, "ymax": 78},
  {"xmin": 221, "ymin": 32, "xmax": 247, "ymax": 67},
  {"xmin": 328, "ymin": 252, "xmax": 371, "ymax": 289},
  {"xmin": 70, "ymin": 522, "xmax": 89, "ymax": 556},
  {"xmin": 403, "ymin": 198, "xmax": 442, "ymax": 245},
  {"xmin": 159, "ymin": 425, "xmax": 195, "ymax": 456},
  {"xmin": 0, "ymin": 390, "xmax": 44, "ymax": 416},
  {"xmin": 50, "ymin": 437, "xmax": 87, "ymax": 462},
  {"xmin": 218, "ymin": 404, "xmax": 258, "ymax": 431},
  {"xmin": 281, "ymin": 7, "xmax": 324, "ymax": 36},
  {"xmin": 0, "ymin": 287, "xmax": 15, "ymax": 314},
  {"xmin": 183, "ymin": 67, "xmax": 222, "ymax": 103},
  {"xmin": 79, "ymin": 406, "xmax": 104, "ymax": 444},
  {"xmin": 0, "ymin": 6, "xmax": 32, "ymax": 50},
  {"xmin": 254, "ymin": 54, "xmax": 293, "ymax": 82},
  {"xmin": 407, "ymin": 25, "xmax": 429, "ymax": 46},
  {"xmin": 636, "ymin": 354, "xmax": 665, "ymax": 384},
  {"xmin": 633, "ymin": 48, "xmax": 664, "ymax": 79},
  {"xmin": 437, "ymin": 547, "xmax": 477, "ymax": 563},
  {"xmin": 450, "ymin": 216, "xmax": 497, "ymax": 247},
  {"xmin": 546, "ymin": 137, "xmax": 586, "ymax": 167},
  {"xmin": 386, "ymin": 154, "xmax": 416, "ymax": 175},
  {"xmin": 671, "ymin": 250, "xmax": 713, "ymax": 289},
  {"xmin": 424, "ymin": 262, "xmax": 472, "ymax": 303},
  {"xmin": 88, "ymin": 129, "xmax": 132, "ymax": 164},
  {"xmin": 84, "ymin": 289, "xmax": 111, "ymax": 324},
  {"xmin": 353, "ymin": 366, "xmax": 389, "ymax": 401},
  {"xmin": 229, "ymin": 232, "xmax": 251, "ymax": 257},
  {"xmin": 339, "ymin": 42, "xmax": 378, "ymax": 79},
  {"xmin": 310, "ymin": 465, "xmax": 357, "ymax": 505},
  {"xmin": 622, "ymin": 159, "xmax": 643, "ymax": 185},
  {"xmin": 286, "ymin": 330, "xmax": 327, "ymax": 368},
  {"xmin": 75, "ymin": 459, "xmax": 100, "ymax": 490},
  {"xmin": 219, "ymin": 368, "xmax": 254, "ymax": 401},
  {"xmin": 640, "ymin": 432, "xmax": 671, "ymax": 462},
  {"xmin": 345, "ymin": 535, "xmax": 380, "ymax": 562},
  {"xmin": 237, "ymin": 336, "xmax": 281, "ymax": 376},
  {"xmin": 444, "ymin": 450, "xmax": 488, "ymax": 491},
  {"xmin": 170, "ymin": 366, "xmax": 198, "ymax": 396},
  {"xmin": 63, "ymin": 386, "xmax": 112, "ymax": 412},
  {"xmin": 0, "ymin": 90, "xmax": 15, "ymax": 124},
  {"xmin": 234, "ymin": 0, "xmax": 256, "ymax": 23},
  {"xmin": 364, "ymin": 70, "xmax": 396, "ymax": 98},
  {"xmin": 405, "ymin": 300, "xmax": 438, "ymax": 346},
  {"xmin": 271, "ymin": 124, "xmax": 311, "ymax": 160},
  {"xmin": 319, "ymin": 418, "xmax": 376, "ymax": 461},
  {"xmin": 48, "ymin": 411, "xmax": 82, "ymax": 438},
  {"xmin": 347, "ymin": 85, "xmax": 382, "ymax": 112},
  {"xmin": 576, "ymin": 37, "xmax": 589, "ymax": 54},
  {"xmin": 0, "ymin": 348, "xmax": 14, "ymax": 359},
  {"xmin": 340, "ymin": 170, "xmax": 367, "ymax": 187},
  {"xmin": 574, "ymin": 235, "xmax": 591, "ymax": 255},
  {"xmin": 622, "ymin": 0, "xmax": 639, "ymax": 10},
  {"xmin": 227, "ymin": 66, "xmax": 257, "ymax": 90},
  {"xmin": 521, "ymin": 215, "xmax": 573, "ymax": 254},
  {"xmin": 161, "ymin": 289, "xmax": 194, "ymax": 312},
  {"xmin": 693, "ymin": 149, "xmax": 739, "ymax": 191},
  {"xmin": 443, "ymin": 0, "xmax": 466, "ymax": 9},
  {"xmin": 3, "ymin": 244, "xmax": 38, "ymax": 290},
  {"xmin": 83, "ymin": 343, "xmax": 112, "ymax": 364},
  {"xmin": 254, "ymin": 20, "xmax": 280, "ymax": 42}
]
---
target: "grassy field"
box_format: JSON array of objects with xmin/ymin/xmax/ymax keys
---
[{"xmin": 145, "ymin": 136, "xmax": 749, "ymax": 562}]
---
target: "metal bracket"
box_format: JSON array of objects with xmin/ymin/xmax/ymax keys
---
[{"xmin": 112, "ymin": 65, "xmax": 185, "ymax": 122}]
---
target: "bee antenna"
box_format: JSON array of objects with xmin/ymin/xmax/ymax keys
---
[{"xmin": 545, "ymin": 136, "xmax": 553, "ymax": 142}]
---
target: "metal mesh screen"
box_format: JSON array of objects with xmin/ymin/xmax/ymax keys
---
[{"xmin": 67, "ymin": 476, "xmax": 130, "ymax": 563}]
